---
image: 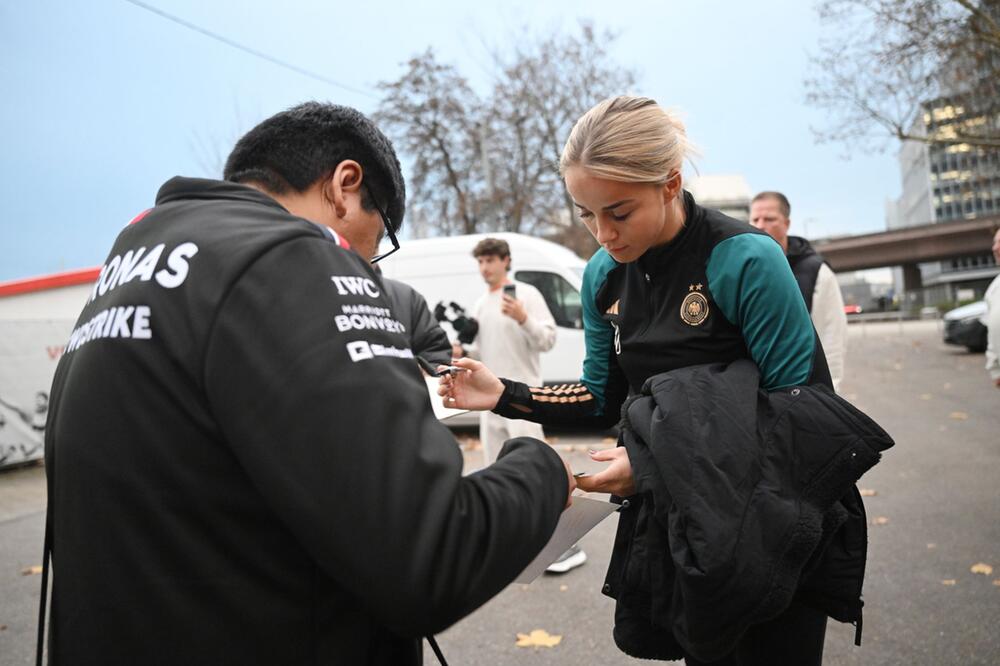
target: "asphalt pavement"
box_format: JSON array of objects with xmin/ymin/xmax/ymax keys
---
[{"xmin": 1, "ymin": 320, "xmax": 997, "ymax": 665}]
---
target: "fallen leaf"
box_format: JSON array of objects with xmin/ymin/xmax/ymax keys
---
[
  {"xmin": 949, "ymin": 411, "xmax": 969, "ymax": 420},
  {"xmin": 0, "ymin": 624, "xmax": 6, "ymax": 631},
  {"xmin": 992, "ymin": 579, "xmax": 1000, "ymax": 587},
  {"xmin": 941, "ymin": 579, "xmax": 957, "ymax": 586},
  {"xmin": 927, "ymin": 543, "xmax": 937, "ymax": 549},
  {"xmin": 859, "ymin": 488, "xmax": 877, "ymax": 497},
  {"xmin": 516, "ymin": 629, "xmax": 562, "ymax": 648},
  {"xmin": 971, "ymin": 563, "xmax": 993, "ymax": 576},
  {"xmin": 559, "ymin": 584, "xmax": 568, "ymax": 592},
  {"xmin": 943, "ymin": 382, "xmax": 952, "ymax": 390},
  {"xmin": 920, "ymin": 394, "xmax": 933, "ymax": 400},
  {"xmin": 872, "ymin": 516, "xmax": 889, "ymax": 526},
  {"xmin": 21, "ymin": 566, "xmax": 42, "ymax": 576}
]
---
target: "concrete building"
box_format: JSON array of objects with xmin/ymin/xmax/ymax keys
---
[
  {"xmin": 687, "ymin": 174, "xmax": 752, "ymax": 221},
  {"xmin": 887, "ymin": 42, "xmax": 1000, "ymax": 306}
]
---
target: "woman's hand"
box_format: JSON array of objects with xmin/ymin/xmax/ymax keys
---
[
  {"xmin": 561, "ymin": 456, "xmax": 577, "ymax": 509},
  {"xmin": 574, "ymin": 447, "xmax": 636, "ymax": 497},
  {"xmin": 437, "ymin": 357, "xmax": 505, "ymax": 411}
]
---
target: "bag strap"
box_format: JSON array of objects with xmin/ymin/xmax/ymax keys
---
[
  {"xmin": 426, "ymin": 635, "xmax": 448, "ymax": 666},
  {"xmin": 35, "ymin": 502, "xmax": 51, "ymax": 666}
]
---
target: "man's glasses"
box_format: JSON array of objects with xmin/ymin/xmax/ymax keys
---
[{"xmin": 366, "ymin": 184, "xmax": 400, "ymax": 263}]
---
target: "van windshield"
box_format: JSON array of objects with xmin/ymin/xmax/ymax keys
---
[{"xmin": 514, "ymin": 271, "xmax": 583, "ymax": 329}]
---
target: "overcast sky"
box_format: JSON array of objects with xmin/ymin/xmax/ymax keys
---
[{"xmin": 0, "ymin": 0, "xmax": 903, "ymax": 281}]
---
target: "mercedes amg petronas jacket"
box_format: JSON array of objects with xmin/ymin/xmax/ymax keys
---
[{"xmin": 44, "ymin": 177, "xmax": 567, "ymax": 665}]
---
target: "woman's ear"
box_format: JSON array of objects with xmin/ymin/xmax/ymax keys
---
[
  {"xmin": 324, "ymin": 160, "xmax": 364, "ymax": 219},
  {"xmin": 661, "ymin": 171, "xmax": 683, "ymax": 204}
]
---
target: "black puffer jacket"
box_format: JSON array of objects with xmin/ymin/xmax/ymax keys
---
[{"xmin": 602, "ymin": 360, "xmax": 894, "ymax": 662}]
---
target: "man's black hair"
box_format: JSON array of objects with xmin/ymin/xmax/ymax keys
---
[{"xmin": 224, "ymin": 102, "xmax": 405, "ymax": 231}]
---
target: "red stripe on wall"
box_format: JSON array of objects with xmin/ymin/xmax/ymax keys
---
[{"xmin": 0, "ymin": 268, "xmax": 101, "ymax": 297}]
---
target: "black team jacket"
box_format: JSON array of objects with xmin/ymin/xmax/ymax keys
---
[
  {"xmin": 785, "ymin": 235, "xmax": 827, "ymax": 312},
  {"xmin": 606, "ymin": 360, "xmax": 894, "ymax": 662},
  {"xmin": 43, "ymin": 177, "xmax": 567, "ymax": 665}
]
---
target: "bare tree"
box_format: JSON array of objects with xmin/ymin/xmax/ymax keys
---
[
  {"xmin": 375, "ymin": 25, "xmax": 637, "ymax": 255},
  {"xmin": 806, "ymin": 0, "xmax": 1000, "ymax": 152},
  {"xmin": 374, "ymin": 50, "xmax": 490, "ymax": 235},
  {"xmin": 487, "ymin": 24, "xmax": 636, "ymax": 255},
  {"xmin": 189, "ymin": 100, "xmax": 260, "ymax": 178}
]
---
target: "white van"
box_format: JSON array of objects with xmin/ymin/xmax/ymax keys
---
[{"xmin": 379, "ymin": 232, "xmax": 588, "ymax": 385}]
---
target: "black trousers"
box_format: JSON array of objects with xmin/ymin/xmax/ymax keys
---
[{"xmin": 684, "ymin": 601, "xmax": 828, "ymax": 666}]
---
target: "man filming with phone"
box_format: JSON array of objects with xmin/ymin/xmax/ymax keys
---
[
  {"xmin": 456, "ymin": 238, "xmax": 557, "ymax": 463},
  {"xmin": 458, "ymin": 238, "xmax": 588, "ymax": 574}
]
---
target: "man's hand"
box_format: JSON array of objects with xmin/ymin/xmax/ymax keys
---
[
  {"xmin": 501, "ymin": 295, "xmax": 527, "ymax": 324},
  {"xmin": 575, "ymin": 447, "xmax": 636, "ymax": 497},
  {"xmin": 437, "ymin": 357, "xmax": 505, "ymax": 411}
]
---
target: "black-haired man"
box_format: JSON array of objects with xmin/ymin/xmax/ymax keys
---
[{"xmin": 43, "ymin": 102, "xmax": 573, "ymax": 665}]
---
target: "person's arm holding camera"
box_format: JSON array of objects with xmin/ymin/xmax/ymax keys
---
[{"xmin": 452, "ymin": 297, "xmax": 482, "ymax": 360}]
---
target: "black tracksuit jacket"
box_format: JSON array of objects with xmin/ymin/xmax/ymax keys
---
[{"xmin": 43, "ymin": 177, "xmax": 567, "ymax": 665}]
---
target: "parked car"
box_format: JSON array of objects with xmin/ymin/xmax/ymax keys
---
[{"xmin": 942, "ymin": 301, "xmax": 988, "ymax": 352}]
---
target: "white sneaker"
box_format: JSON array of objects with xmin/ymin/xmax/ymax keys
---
[{"xmin": 545, "ymin": 545, "xmax": 587, "ymax": 573}]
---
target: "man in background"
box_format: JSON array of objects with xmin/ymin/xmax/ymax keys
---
[
  {"xmin": 984, "ymin": 227, "xmax": 1000, "ymax": 388},
  {"xmin": 458, "ymin": 238, "xmax": 585, "ymax": 574},
  {"xmin": 751, "ymin": 191, "xmax": 848, "ymax": 391},
  {"xmin": 460, "ymin": 238, "xmax": 557, "ymax": 462}
]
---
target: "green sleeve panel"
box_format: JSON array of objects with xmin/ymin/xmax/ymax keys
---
[
  {"xmin": 579, "ymin": 248, "xmax": 619, "ymax": 410},
  {"xmin": 706, "ymin": 233, "xmax": 814, "ymax": 390}
]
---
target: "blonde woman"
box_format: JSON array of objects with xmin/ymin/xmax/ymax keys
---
[{"xmin": 441, "ymin": 96, "xmax": 859, "ymax": 665}]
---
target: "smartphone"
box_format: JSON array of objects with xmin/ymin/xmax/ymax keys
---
[{"xmin": 503, "ymin": 283, "xmax": 516, "ymax": 299}]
